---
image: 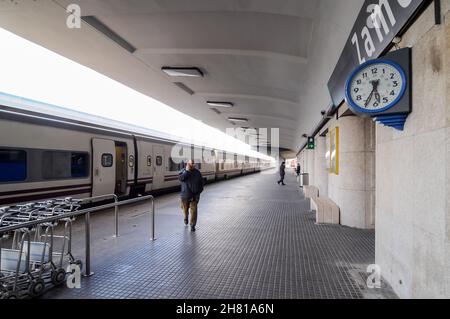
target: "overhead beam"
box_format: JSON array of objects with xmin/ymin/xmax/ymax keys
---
[
  {"xmin": 135, "ymin": 48, "xmax": 308, "ymax": 64},
  {"xmin": 195, "ymin": 92, "xmax": 300, "ymax": 107}
]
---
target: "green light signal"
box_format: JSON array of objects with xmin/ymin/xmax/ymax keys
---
[{"xmin": 307, "ymin": 137, "xmax": 315, "ymax": 150}]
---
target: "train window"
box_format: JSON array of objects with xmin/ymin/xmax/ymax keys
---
[
  {"xmin": 156, "ymin": 156, "xmax": 163, "ymax": 166},
  {"xmin": 0, "ymin": 149, "xmax": 27, "ymax": 182},
  {"xmin": 147, "ymin": 156, "xmax": 152, "ymax": 166},
  {"xmin": 169, "ymin": 157, "xmax": 181, "ymax": 171},
  {"xmin": 101, "ymin": 153, "xmax": 113, "ymax": 168},
  {"xmin": 43, "ymin": 151, "xmax": 89, "ymax": 179},
  {"xmin": 71, "ymin": 153, "xmax": 89, "ymax": 177}
]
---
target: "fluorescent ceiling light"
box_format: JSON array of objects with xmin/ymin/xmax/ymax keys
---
[
  {"xmin": 228, "ymin": 117, "xmax": 248, "ymax": 123},
  {"xmin": 207, "ymin": 101, "xmax": 234, "ymax": 108},
  {"xmin": 162, "ymin": 67, "xmax": 204, "ymax": 77},
  {"xmin": 82, "ymin": 16, "xmax": 136, "ymax": 54},
  {"xmin": 173, "ymin": 82, "xmax": 195, "ymax": 95}
]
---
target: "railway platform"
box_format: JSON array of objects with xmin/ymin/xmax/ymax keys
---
[{"xmin": 42, "ymin": 171, "xmax": 396, "ymax": 299}]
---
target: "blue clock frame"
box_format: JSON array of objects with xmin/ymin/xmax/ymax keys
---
[{"xmin": 344, "ymin": 59, "xmax": 408, "ymax": 114}]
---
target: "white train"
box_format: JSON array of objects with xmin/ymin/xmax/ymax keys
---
[{"xmin": 0, "ymin": 100, "xmax": 272, "ymax": 206}]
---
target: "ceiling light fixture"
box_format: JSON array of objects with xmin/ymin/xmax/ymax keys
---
[
  {"xmin": 82, "ymin": 16, "xmax": 136, "ymax": 53},
  {"xmin": 161, "ymin": 66, "xmax": 204, "ymax": 77},
  {"xmin": 228, "ymin": 117, "xmax": 248, "ymax": 123},
  {"xmin": 210, "ymin": 108, "xmax": 222, "ymax": 115},
  {"xmin": 173, "ymin": 82, "xmax": 195, "ymax": 95},
  {"xmin": 206, "ymin": 101, "xmax": 234, "ymax": 108}
]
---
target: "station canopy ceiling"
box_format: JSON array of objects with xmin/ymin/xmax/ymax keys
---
[{"xmin": 0, "ymin": 0, "xmax": 363, "ymax": 155}]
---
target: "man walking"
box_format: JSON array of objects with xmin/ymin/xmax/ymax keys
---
[
  {"xmin": 277, "ymin": 161, "xmax": 286, "ymax": 186},
  {"xmin": 296, "ymin": 163, "xmax": 301, "ymax": 177},
  {"xmin": 179, "ymin": 159, "xmax": 204, "ymax": 232}
]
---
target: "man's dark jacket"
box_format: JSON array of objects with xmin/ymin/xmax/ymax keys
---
[
  {"xmin": 179, "ymin": 168, "xmax": 204, "ymax": 200},
  {"xmin": 279, "ymin": 163, "xmax": 286, "ymax": 177}
]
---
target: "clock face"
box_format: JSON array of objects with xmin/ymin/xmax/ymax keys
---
[{"xmin": 346, "ymin": 60, "xmax": 406, "ymax": 113}]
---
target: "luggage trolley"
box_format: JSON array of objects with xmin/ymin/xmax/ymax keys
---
[{"xmin": 0, "ymin": 198, "xmax": 83, "ymax": 299}]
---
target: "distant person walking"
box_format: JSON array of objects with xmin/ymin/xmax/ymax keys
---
[
  {"xmin": 179, "ymin": 159, "xmax": 204, "ymax": 232},
  {"xmin": 296, "ymin": 163, "xmax": 301, "ymax": 177},
  {"xmin": 277, "ymin": 161, "xmax": 286, "ymax": 186}
]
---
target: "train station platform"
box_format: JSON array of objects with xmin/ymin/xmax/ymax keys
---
[{"xmin": 43, "ymin": 171, "xmax": 397, "ymax": 299}]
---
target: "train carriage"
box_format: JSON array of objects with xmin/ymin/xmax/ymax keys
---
[{"xmin": 0, "ymin": 102, "xmax": 272, "ymax": 207}]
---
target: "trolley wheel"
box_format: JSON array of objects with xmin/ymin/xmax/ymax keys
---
[
  {"xmin": 51, "ymin": 268, "xmax": 66, "ymax": 286},
  {"xmin": 28, "ymin": 279, "xmax": 45, "ymax": 297}
]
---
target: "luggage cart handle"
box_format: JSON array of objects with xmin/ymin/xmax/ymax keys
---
[{"xmin": 0, "ymin": 194, "xmax": 155, "ymax": 278}]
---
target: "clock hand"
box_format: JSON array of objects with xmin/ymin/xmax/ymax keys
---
[
  {"xmin": 365, "ymin": 89, "xmax": 374, "ymax": 108},
  {"xmin": 375, "ymin": 92, "xmax": 381, "ymax": 103},
  {"xmin": 373, "ymin": 80, "xmax": 381, "ymax": 103},
  {"xmin": 365, "ymin": 80, "xmax": 380, "ymax": 107}
]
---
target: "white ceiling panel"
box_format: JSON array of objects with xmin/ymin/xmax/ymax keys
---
[{"xmin": 0, "ymin": 0, "xmax": 364, "ymax": 152}]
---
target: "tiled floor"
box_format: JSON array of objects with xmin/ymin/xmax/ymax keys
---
[{"xmin": 44, "ymin": 170, "xmax": 397, "ymax": 299}]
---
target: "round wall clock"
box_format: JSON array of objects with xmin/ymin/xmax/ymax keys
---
[{"xmin": 345, "ymin": 59, "xmax": 407, "ymax": 114}]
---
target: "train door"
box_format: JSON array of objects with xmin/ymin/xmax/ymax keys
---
[
  {"xmin": 152, "ymin": 145, "xmax": 165, "ymax": 189},
  {"xmin": 92, "ymin": 138, "xmax": 116, "ymax": 196},
  {"xmin": 114, "ymin": 142, "xmax": 128, "ymax": 196}
]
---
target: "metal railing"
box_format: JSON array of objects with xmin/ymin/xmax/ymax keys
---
[
  {"xmin": 80, "ymin": 194, "xmax": 119, "ymax": 237},
  {"xmin": 0, "ymin": 194, "xmax": 155, "ymax": 277}
]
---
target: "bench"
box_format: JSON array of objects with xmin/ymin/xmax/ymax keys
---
[
  {"xmin": 310, "ymin": 196, "xmax": 340, "ymax": 225},
  {"xmin": 303, "ymin": 185, "xmax": 319, "ymax": 199},
  {"xmin": 302, "ymin": 186, "xmax": 340, "ymax": 225}
]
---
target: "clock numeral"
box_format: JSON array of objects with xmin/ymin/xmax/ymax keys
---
[{"xmin": 349, "ymin": 63, "xmax": 404, "ymax": 109}]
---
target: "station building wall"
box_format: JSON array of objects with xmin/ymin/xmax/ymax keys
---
[
  {"xmin": 375, "ymin": 5, "xmax": 450, "ymax": 299},
  {"xmin": 299, "ymin": 109, "xmax": 376, "ymax": 230},
  {"xmin": 298, "ymin": 1, "xmax": 450, "ymax": 298}
]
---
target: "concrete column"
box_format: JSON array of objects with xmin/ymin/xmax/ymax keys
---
[
  {"xmin": 306, "ymin": 149, "xmax": 315, "ymax": 186},
  {"xmin": 314, "ymin": 136, "xmax": 328, "ymax": 197},
  {"xmin": 327, "ymin": 116, "xmax": 375, "ymax": 229}
]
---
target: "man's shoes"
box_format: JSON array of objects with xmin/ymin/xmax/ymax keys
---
[
  {"xmin": 191, "ymin": 226, "xmax": 196, "ymax": 232},
  {"xmin": 184, "ymin": 219, "xmax": 188, "ymax": 226},
  {"xmin": 282, "ymin": 183, "xmax": 286, "ymax": 186},
  {"xmin": 277, "ymin": 181, "xmax": 280, "ymax": 185}
]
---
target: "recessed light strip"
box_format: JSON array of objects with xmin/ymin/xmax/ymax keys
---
[
  {"xmin": 228, "ymin": 117, "xmax": 248, "ymax": 123},
  {"xmin": 162, "ymin": 67, "xmax": 204, "ymax": 77},
  {"xmin": 207, "ymin": 101, "xmax": 234, "ymax": 108},
  {"xmin": 173, "ymin": 82, "xmax": 195, "ymax": 95},
  {"xmin": 82, "ymin": 16, "xmax": 136, "ymax": 53}
]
